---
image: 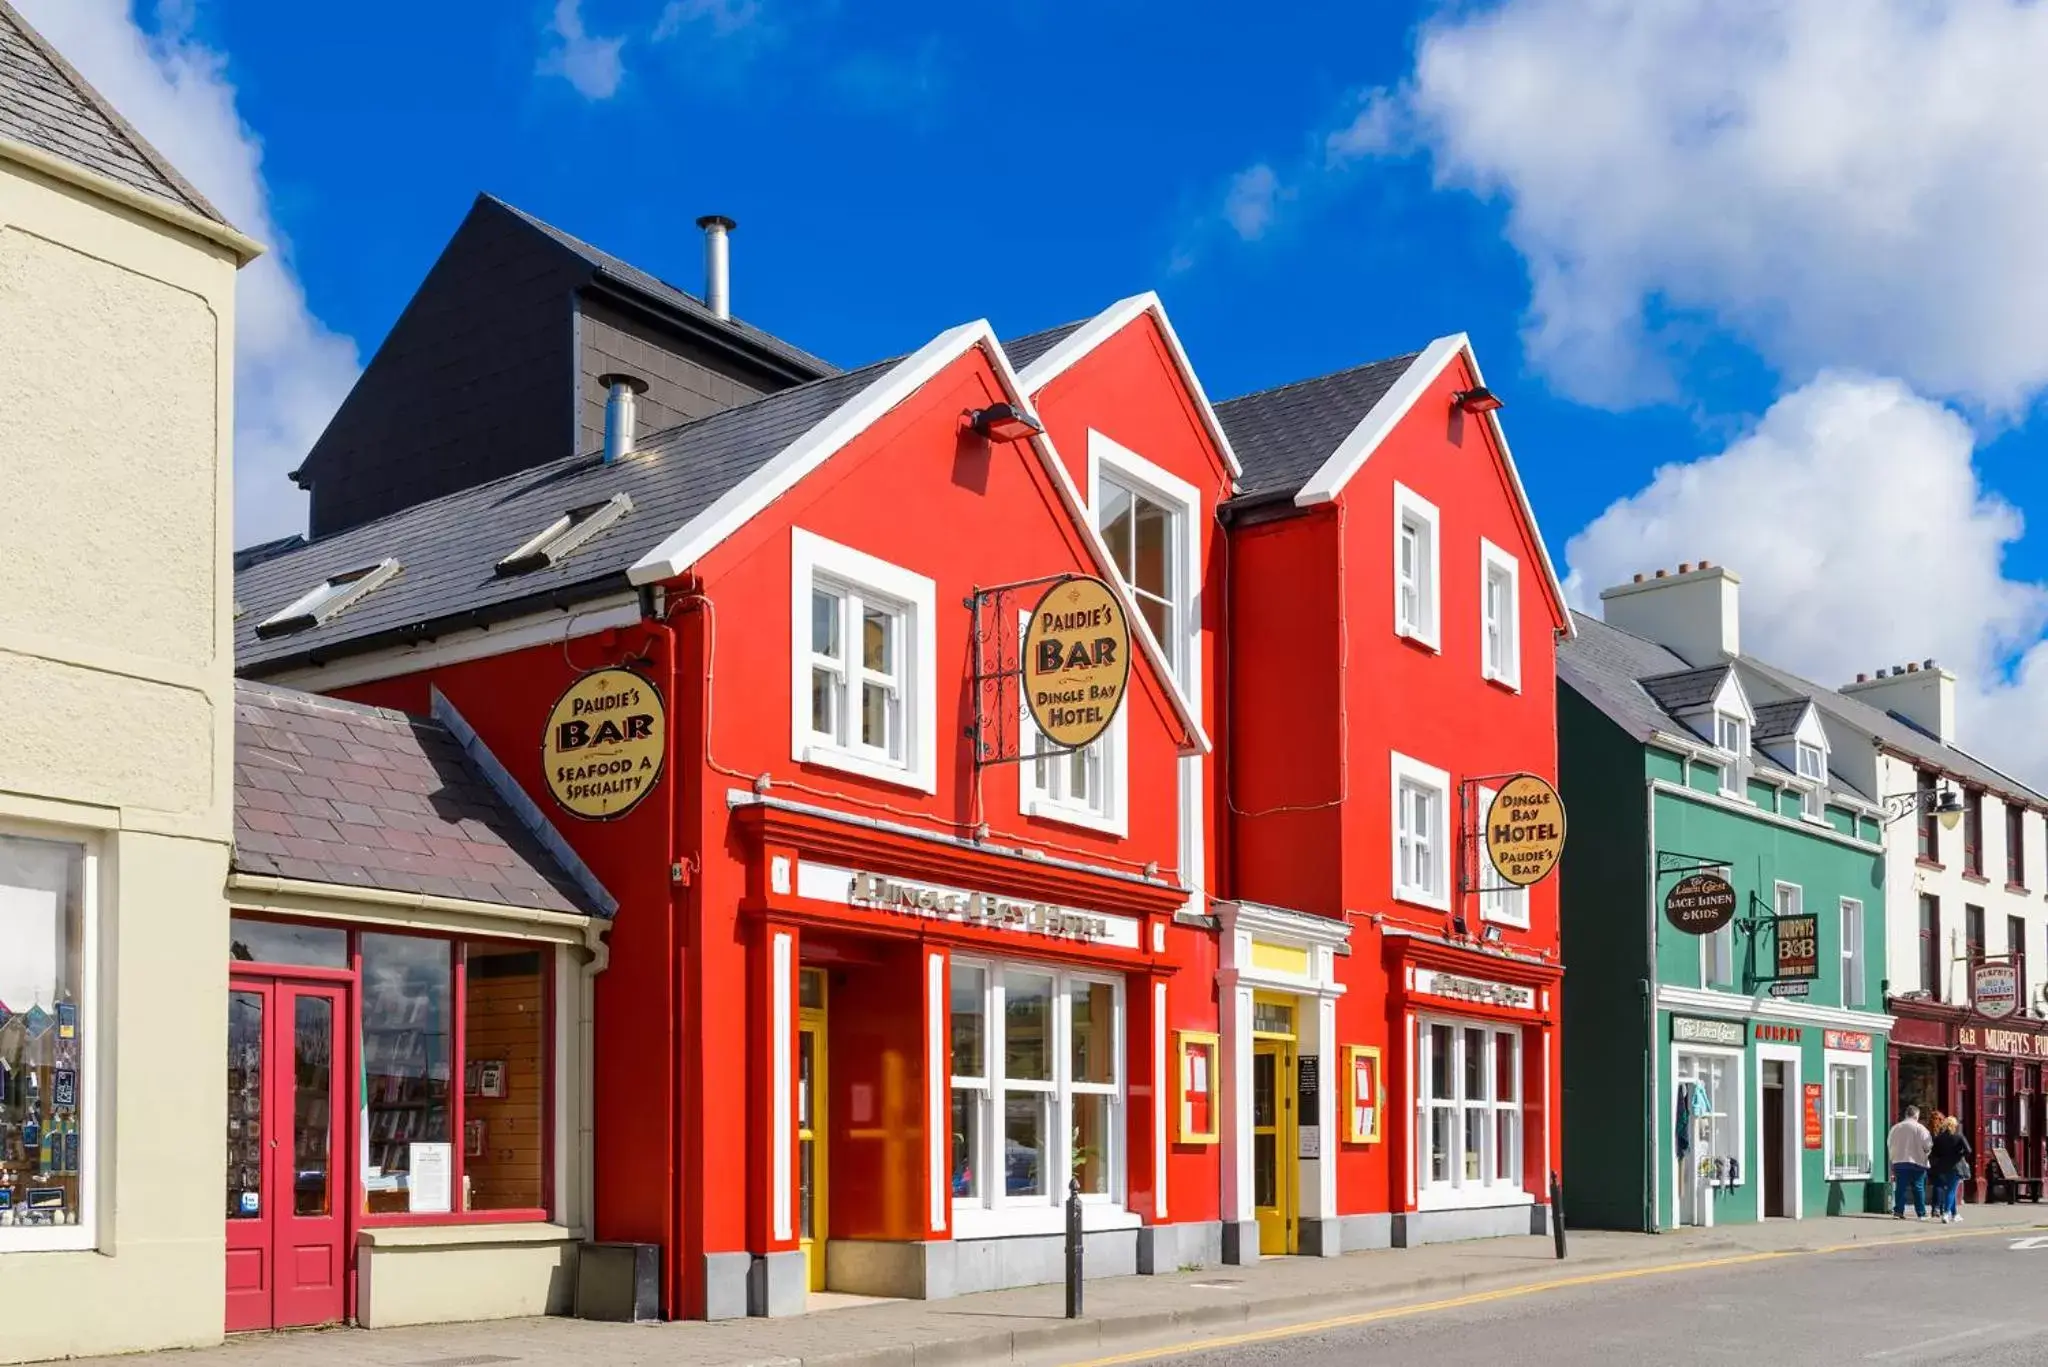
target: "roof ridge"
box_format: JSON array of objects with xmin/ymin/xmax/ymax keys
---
[
  {"xmin": 1217, "ymin": 350, "xmax": 1423, "ymax": 409},
  {"xmin": 235, "ymin": 677, "xmax": 428, "ymax": 728}
]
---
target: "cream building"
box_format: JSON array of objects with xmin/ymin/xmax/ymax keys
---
[{"xmin": 0, "ymin": 2, "xmax": 259, "ymax": 1359}]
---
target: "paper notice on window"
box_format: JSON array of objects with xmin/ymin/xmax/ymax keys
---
[
  {"xmin": 1190, "ymin": 1051, "xmax": 1209, "ymax": 1093},
  {"xmin": 409, "ymin": 1142, "xmax": 453, "ymax": 1214}
]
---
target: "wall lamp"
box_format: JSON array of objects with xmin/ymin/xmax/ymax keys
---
[
  {"xmin": 1881, "ymin": 784, "xmax": 1964, "ymax": 828},
  {"xmin": 1453, "ymin": 387, "xmax": 1504, "ymax": 415},
  {"xmin": 968, "ymin": 403, "xmax": 1044, "ymax": 442}
]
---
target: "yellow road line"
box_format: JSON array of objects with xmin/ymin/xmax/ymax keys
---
[{"xmin": 1067, "ymin": 1223, "xmax": 2048, "ymax": 1367}]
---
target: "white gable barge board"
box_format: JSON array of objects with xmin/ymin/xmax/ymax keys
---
[
  {"xmin": 1293, "ymin": 332, "xmax": 1573, "ymax": 641},
  {"xmin": 628, "ymin": 318, "xmax": 1211, "ymax": 757},
  {"xmin": 1013, "ymin": 290, "xmax": 1244, "ymax": 482}
]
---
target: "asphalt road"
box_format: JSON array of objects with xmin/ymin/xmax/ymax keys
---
[{"xmin": 1162, "ymin": 1231, "xmax": 2048, "ymax": 1366}]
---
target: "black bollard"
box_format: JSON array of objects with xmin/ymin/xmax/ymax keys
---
[
  {"xmin": 1065, "ymin": 1175, "xmax": 1084, "ymax": 1318},
  {"xmin": 1549, "ymin": 1170, "xmax": 1568, "ymax": 1260}
]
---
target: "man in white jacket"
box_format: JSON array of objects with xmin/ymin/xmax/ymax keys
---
[{"xmin": 1888, "ymin": 1105, "xmax": 1933, "ymax": 1219}]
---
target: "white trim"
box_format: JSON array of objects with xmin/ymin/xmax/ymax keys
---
[
  {"xmin": 1649, "ymin": 779, "xmax": 1884, "ymax": 853},
  {"xmin": 1479, "ymin": 538, "xmax": 1521, "ymax": 692},
  {"xmin": 1657, "ymin": 985, "xmax": 1896, "ymax": 1034},
  {"xmin": 1672, "ymin": 1043, "xmax": 1747, "ymax": 1224},
  {"xmin": 256, "ymin": 557, "xmax": 402, "ymax": 637},
  {"xmin": 1153, "ymin": 979, "xmax": 1168, "ymax": 1220},
  {"xmin": 772, "ymin": 931, "xmax": 794, "ymax": 1242},
  {"xmin": 1755, "ymin": 1042, "xmax": 1802, "ymax": 1219},
  {"xmin": 1013, "ymin": 290, "xmax": 1243, "ymax": 479},
  {"xmin": 1475, "ymin": 783, "xmax": 1532, "ymax": 930},
  {"xmin": 1391, "ymin": 482, "xmax": 1441, "ymax": 652},
  {"xmin": 1016, "ymin": 610, "xmax": 1128, "ymax": 836},
  {"xmin": 1822, "ymin": 1048, "xmax": 1875, "ymax": 1182},
  {"xmin": 1391, "ymin": 750, "xmax": 1453, "ymax": 912},
  {"xmin": 1294, "ymin": 333, "xmax": 1573, "ymax": 640},
  {"xmin": 257, "ymin": 594, "xmax": 643, "ymax": 692},
  {"xmin": 929, "ymin": 951, "xmax": 947, "ymax": 1232},
  {"xmin": 1840, "ymin": 897, "xmax": 1868, "ymax": 1010},
  {"xmin": 952, "ymin": 1204, "xmax": 1142, "ymax": 1240},
  {"xmin": 789, "ymin": 528, "xmax": 938, "ymax": 794},
  {"xmin": 1403, "ymin": 1010, "xmax": 1417, "ymax": 1207},
  {"xmin": 1413, "ymin": 1015, "xmax": 1527, "ymax": 1207}
]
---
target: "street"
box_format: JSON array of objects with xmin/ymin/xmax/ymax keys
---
[{"xmin": 1159, "ymin": 1233, "xmax": 2048, "ymax": 1366}]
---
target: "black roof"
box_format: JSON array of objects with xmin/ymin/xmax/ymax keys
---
[
  {"xmin": 0, "ymin": 0, "xmax": 225, "ymax": 223},
  {"xmin": 1003, "ymin": 320, "xmax": 1087, "ymax": 372},
  {"xmin": 1215, "ymin": 353, "xmax": 1420, "ymax": 501},
  {"xmin": 1640, "ymin": 665, "xmax": 1730, "ymax": 715},
  {"xmin": 1751, "ymin": 699, "xmax": 1812, "ymax": 741}
]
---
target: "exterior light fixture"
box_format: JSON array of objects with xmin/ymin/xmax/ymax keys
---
[
  {"xmin": 1453, "ymin": 387, "xmax": 1503, "ymax": 415},
  {"xmin": 1880, "ymin": 783, "xmax": 1965, "ymax": 828},
  {"xmin": 1482, "ymin": 924, "xmax": 1505, "ymax": 946},
  {"xmin": 968, "ymin": 403, "xmax": 1043, "ymax": 442}
]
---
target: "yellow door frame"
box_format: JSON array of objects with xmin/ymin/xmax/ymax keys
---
[
  {"xmin": 798, "ymin": 969, "xmax": 829, "ymax": 1292},
  {"xmin": 1251, "ymin": 991, "xmax": 1298, "ymax": 1256}
]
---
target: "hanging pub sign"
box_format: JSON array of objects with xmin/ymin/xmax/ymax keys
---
[
  {"xmin": 1021, "ymin": 576, "xmax": 1130, "ymax": 750},
  {"xmin": 1484, "ymin": 774, "xmax": 1568, "ymax": 886},
  {"xmin": 541, "ymin": 666, "xmax": 667, "ymax": 820},
  {"xmin": 1664, "ymin": 872, "xmax": 1738, "ymax": 935},
  {"xmin": 1773, "ymin": 913, "xmax": 1820, "ymax": 982},
  {"xmin": 1974, "ymin": 962, "xmax": 2021, "ymax": 1020}
]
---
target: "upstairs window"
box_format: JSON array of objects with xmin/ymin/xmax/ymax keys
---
[
  {"xmin": 1966, "ymin": 904, "xmax": 1986, "ymax": 969},
  {"xmin": 1016, "ymin": 617, "xmax": 1125, "ymax": 834},
  {"xmin": 1392, "ymin": 753, "xmax": 1450, "ymax": 910},
  {"xmin": 2009, "ymin": 806, "xmax": 2028, "ymax": 888},
  {"xmin": 1091, "ymin": 435, "xmax": 1196, "ymax": 681},
  {"xmin": 2010, "ymin": 914, "xmax": 2029, "ymax": 1005},
  {"xmin": 1916, "ymin": 769, "xmax": 1940, "ymax": 863},
  {"xmin": 1796, "ymin": 742, "xmax": 1827, "ymax": 820},
  {"xmin": 1392, "ymin": 483, "xmax": 1441, "ymax": 650},
  {"xmin": 1477, "ymin": 783, "xmax": 1530, "ymax": 929},
  {"xmin": 789, "ymin": 530, "xmax": 936, "ymax": 792},
  {"xmin": 1964, "ymin": 790, "xmax": 1985, "ymax": 876},
  {"xmin": 1919, "ymin": 895, "xmax": 1942, "ymax": 1000},
  {"xmin": 256, "ymin": 559, "xmax": 400, "ymax": 638},
  {"xmin": 1841, "ymin": 898, "xmax": 1866, "ymax": 1008},
  {"xmin": 1713, "ymin": 712, "xmax": 1748, "ymax": 796},
  {"xmin": 496, "ymin": 493, "xmax": 632, "ymax": 575},
  {"xmin": 1479, "ymin": 540, "xmax": 1521, "ymax": 690}
]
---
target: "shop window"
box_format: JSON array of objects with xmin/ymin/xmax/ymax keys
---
[
  {"xmin": 1919, "ymin": 895, "xmax": 1943, "ymax": 1000},
  {"xmin": 1092, "ymin": 433, "xmax": 1196, "ymax": 681},
  {"xmin": 229, "ymin": 916, "xmax": 347, "ymax": 969},
  {"xmin": 1796, "ymin": 743, "xmax": 1826, "ymax": 821},
  {"xmin": 951, "ymin": 958, "xmax": 1122, "ymax": 1224},
  {"xmin": 790, "ymin": 530, "xmax": 937, "ymax": 793},
  {"xmin": 1414, "ymin": 1019, "xmax": 1522, "ymax": 1204},
  {"xmin": 1826, "ymin": 1057, "xmax": 1872, "ymax": 1179},
  {"xmin": 1016, "ymin": 616, "xmax": 1126, "ymax": 834},
  {"xmin": 1965, "ymin": 790, "xmax": 1985, "ymax": 876},
  {"xmin": 1674, "ymin": 1049, "xmax": 1743, "ymax": 1186},
  {"xmin": 1840, "ymin": 899, "xmax": 1866, "ymax": 1009},
  {"xmin": 1479, "ymin": 539, "xmax": 1520, "ymax": 689},
  {"xmin": 1916, "ymin": 769, "xmax": 1940, "ymax": 862},
  {"xmin": 1392, "ymin": 752, "xmax": 1450, "ymax": 911},
  {"xmin": 0, "ymin": 831, "xmax": 95, "ymax": 1249},
  {"xmin": 1476, "ymin": 784, "xmax": 1531, "ymax": 929},
  {"xmin": 2009, "ymin": 806, "xmax": 2028, "ymax": 888},
  {"xmin": 256, "ymin": 559, "xmax": 400, "ymax": 638},
  {"xmin": 1392, "ymin": 482, "xmax": 1441, "ymax": 650}
]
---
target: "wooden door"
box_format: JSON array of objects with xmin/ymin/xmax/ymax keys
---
[
  {"xmin": 1763, "ymin": 1081, "xmax": 1789, "ymax": 1218},
  {"xmin": 798, "ymin": 969, "xmax": 828, "ymax": 1293},
  {"xmin": 1252, "ymin": 1041, "xmax": 1295, "ymax": 1255}
]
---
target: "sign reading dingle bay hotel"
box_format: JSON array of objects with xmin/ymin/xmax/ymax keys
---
[
  {"xmin": 1484, "ymin": 774, "xmax": 1567, "ymax": 886},
  {"xmin": 1022, "ymin": 576, "xmax": 1131, "ymax": 750},
  {"xmin": 542, "ymin": 667, "xmax": 667, "ymax": 819}
]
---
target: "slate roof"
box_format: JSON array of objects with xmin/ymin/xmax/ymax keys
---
[
  {"xmin": 232, "ymin": 682, "xmax": 601, "ymax": 916},
  {"xmin": 1003, "ymin": 320, "xmax": 1087, "ymax": 373},
  {"xmin": 1640, "ymin": 665, "xmax": 1729, "ymax": 715},
  {"xmin": 1215, "ymin": 353, "xmax": 1421, "ymax": 501},
  {"xmin": 1558, "ymin": 612, "xmax": 1696, "ymax": 744},
  {"xmin": 492, "ymin": 197, "xmax": 836, "ymax": 380},
  {"xmin": 0, "ymin": 1, "xmax": 223, "ymax": 222},
  {"xmin": 236, "ymin": 357, "xmax": 897, "ymax": 674},
  {"xmin": 1751, "ymin": 699, "xmax": 1811, "ymax": 741}
]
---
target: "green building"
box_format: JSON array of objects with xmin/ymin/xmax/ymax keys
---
[{"xmin": 1558, "ymin": 569, "xmax": 1891, "ymax": 1231}]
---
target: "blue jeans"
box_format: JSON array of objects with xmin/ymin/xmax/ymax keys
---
[
  {"xmin": 1893, "ymin": 1162, "xmax": 1928, "ymax": 1216},
  {"xmin": 1932, "ymin": 1170, "xmax": 1959, "ymax": 1215}
]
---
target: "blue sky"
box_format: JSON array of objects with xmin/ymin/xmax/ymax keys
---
[{"xmin": 27, "ymin": 0, "xmax": 2048, "ymax": 776}]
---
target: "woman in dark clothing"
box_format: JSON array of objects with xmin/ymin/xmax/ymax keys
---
[{"xmin": 1930, "ymin": 1116, "xmax": 1973, "ymax": 1223}]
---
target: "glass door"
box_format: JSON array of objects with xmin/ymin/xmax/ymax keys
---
[
  {"xmin": 224, "ymin": 983, "xmax": 270, "ymax": 1333},
  {"xmin": 798, "ymin": 969, "xmax": 828, "ymax": 1292},
  {"xmin": 1251, "ymin": 1038, "xmax": 1296, "ymax": 1255}
]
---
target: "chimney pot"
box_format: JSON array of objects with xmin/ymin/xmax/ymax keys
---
[
  {"xmin": 1906, "ymin": 662, "xmax": 1920, "ymax": 673},
  {"xmin": 1699, "ymin": 558, "xmax": 1713, "ymax": 569},
  {"xmin": 1654, "ymin": 568, "xmax": 1668, "ymax": 579},
  {"xmin": 1924, "ymin": 657, "xmax": 1937, "ymax": 669},
  {"xmin": 597, "ymin": 372, "xmax": 647, "ymax": 464},
  {"xmin": 1633, "ymin": 573, "xmax": 1645, "ymax": 584},
  {"xmin": 1678, "ymin": 562, "xmax": 1693, "ymax": 574},
  {"xmin": 696, "ymin": 214, "xmax": 736, "ymax": 321},
  {"xmin": 1856, "ymin": 673, "xmax": 1868, "ymax": 683}
]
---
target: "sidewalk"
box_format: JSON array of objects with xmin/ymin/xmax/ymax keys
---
[{"xmin": 72, "ymin": 1206, "xmax": 2048, "ymax": 1367}]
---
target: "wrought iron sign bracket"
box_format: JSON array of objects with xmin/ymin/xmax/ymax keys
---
[{"xmin": 966, "ymin": 574, "xmax": 1087, "ymax": 769}]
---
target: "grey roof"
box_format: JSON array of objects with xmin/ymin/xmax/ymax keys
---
[
  {"xmin": 1559, "ymin": 613, "xmax": 1696, "ymax": 743},
  {"xmin": 236, "ymin": 356, "xmax": 895, "ymax": 674},
  {"xmin": 232, "ymin": 681, "xmax": 603, "ymax": 916},
  {"xmin": 1215, "ymin": 352, "xmax": 1421, "ymax": 501},
  {"xmin": 0, "ymin": 1, "xmax": 223, "ymax": 222},
  {"xmin": 1751, "ymin": 699, "xmax": 1811, "ymax": 742},
  {"xmin": 1640, "ymin": 665, "xmax": 1729, "ymax": 715},
  {"xmin": 491, "ymin": 197, "xmax": 836, "ymax": 380},
  {"xmin": 1003, "ymin": 320, "xmax": 1086, "ymax": 372}
]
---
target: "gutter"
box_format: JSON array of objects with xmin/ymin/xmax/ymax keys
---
[
  {"xmin": 0, "ymin": 134, "xmax": 264, "ymax": 264},
  {"xmin": 226, "ymin": 871, "xmax": 605, "ymax": 958}
]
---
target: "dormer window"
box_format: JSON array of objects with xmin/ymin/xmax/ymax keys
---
[
  {"xmin": 1713, "ymin": 712, "xmax": 1748, "ymax": 797},
  {"xmin": 496, "ymin": 493, "xmax": 633, "ymax": 576},
  {"xmin": 1796, "ymin": 741, "xmax": 1826, "ymax": 820},
  {"xmin": 255, "ymin": 559, "xmax": 400, "ymax": 639}
]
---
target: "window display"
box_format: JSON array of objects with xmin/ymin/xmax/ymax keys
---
[
  {"xmin": 0, "ymin": 834, "xmax": 89, "ymax": 1242},
  {"xmin": 461, "ymin": 947, "xmax": 546, "ymax": 1212},
  {"xmin": 361, "ymin": 933, "xmax": 452, "ymax": 1214},
  {"xmin": 1176, "ymin": 1031, "xmax": 1219, "ymax": 1144},
  {"xmin": 1415, "ymin": 1018, "xmax": 1523, "ymax": 1199},
  {"xmin": 1345, "ymin": 1045, "xmax": 1382, "ymax": 1145}
]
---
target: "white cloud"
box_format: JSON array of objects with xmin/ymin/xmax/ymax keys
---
[
  {"xmin": 655, "ymin": 0, "xmax": 760, "ymax": 40},
  {"xmin": 1369, "ymin": 0, "xmax": 2048, "ymax": 412},
  {"xmin": 15, "ymin": 0, "xmax": 360, "ymax": 545},
  {"xmin": 538, "ymin": 0, "xmax": 625, "ymax": 100},
  {"xmin": 1565, "ymin": 373, "xmax": 2048, "ymax": 781},
  {"xmin": 1223, "ymin": 164, "xmax": 1284, "ymax": 241}
]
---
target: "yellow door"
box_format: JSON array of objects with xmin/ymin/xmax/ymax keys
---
[
  {"xmin": 1252, "ymin": 1037, "xmax": 1296, "ymax": 1255},
  {"xmin": 798, "ymin": 970, "xmax": 828, "ymax": 1291}
]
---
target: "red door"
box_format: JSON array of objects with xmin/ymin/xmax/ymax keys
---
[{"xmin": 226, "ymin": 977, "xmax": 348, "ymax": 1332}]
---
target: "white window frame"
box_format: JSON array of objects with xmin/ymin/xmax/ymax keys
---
[
  {"xmin": 1775, "ymin": 881, "xmax": 1803, "ymax": 920},
  {"xmin": 789, "ymin": 529, "xmax": 937, "ymax": 793},
  {"xmin": 1414, "ymin": 1016, "xmax": 1527, "ymax": 1209},
  {"xmin": 1088, "ymin": 432, "xmax": 1198, "ymax": 683},
  {"xmin": 1015, "ymin": 613, "xmax": 1128, "ymax": 836},
  {"xmin": 256, "ymin": 558, "xmax": 401, "ymax": 638},
  {"xmin": 1674, "ymin": 1046, "xmax": 1745, "ymax": 1188},
  {"xmin": 1392, "ymin": 482, "xmax": 1441, "ymax": 651},
  {"xmin": 496, "ymin": 492, "xmax": 633, "ymax": 575},
  {"xmin": 1478, "ymin": 538, "xmax": 1521, "ymax": 691},
  {"xmin": 1840, "ymin": 897, "xmax": 1866, "ymax": 1009},
  {"xmin": 1714, "ymin": 711, "xmax": 1748, "ymax": 797},
  {"xmin": 1824, "ymin": 1050, "xmax": 1874, "ymax": 1180},
  {"xmin": 1476, "ymin": 783, "xmax": 1531, "ymax": 929},
  {"xmin": 950, "ymin": 957, "xmax": 1130, "ymax": 1239},
  {"xmin": 1794, "ymin": 741, "xmax": 1827, "ymax": 823},
  {"xmin": 1391, "ymin": 751, "xmax": 1452, "ymax": 911},
  {"xmin": 0, "ymin": 823, "xmax": 102, "ymax": 1253},
  {"xmin": 1698, "ymin": 864, "xmax": 1737, "ymax": 989}
]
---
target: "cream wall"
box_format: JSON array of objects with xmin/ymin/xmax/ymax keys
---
[{"xmin": 0, "ymin": 147, "xmax": 242, "ymax": 1362}]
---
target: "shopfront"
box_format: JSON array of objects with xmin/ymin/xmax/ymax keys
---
[{"xmin": 1888, "ymin": 1004, "xmax": 2048, "ymax": 1204}]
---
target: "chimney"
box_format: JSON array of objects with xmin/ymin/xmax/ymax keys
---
[
  {"xmin": 1598, "ymin": 562, "xmax": 1741, "ymax": 664},
  {"xmin": 1841, "ymin": 658, "xmax": 1957, "ymax": 742},
  {"xmin": 598, "ymin": 372, "xmax": 647, "ymax": 464},
  {"xmin": 697, "ymin": 214, "xmax": 735, "ymax": 321}
]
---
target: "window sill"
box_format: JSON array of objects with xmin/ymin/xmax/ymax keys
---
[
  {"xmin": 1416, "ymin": 1185, "xmax": 1533, "ymax": 1213},
  {"xmin": 1395, "ymin": 625, "xmax": 1442, "ymax": 655},
  {"xmin": 1393, "ymin": 886, "xmax": 1451, "ymax": 914},
  {"xmin": 0, "ymin": 1226, "xmax": 97, "ymax": 1255},
  {"xmin": 1962, "ymin": 871, "xmax": 1991, "ymax": 886},
  {"xmin": 1020, "ymin": 796, "xmax": 1126, "ymax": 838},
  {"xmin": 1826, "ymin": 1169, "xmax": 1874, "ymax": 1183},
  {"xmin": 1481, "ymin": 671, "xmax": 1522, "ymax": 695},
  {"xmin": 2007, "ymin": 884, "xmax": 2030, "ymax": 896},
  {"xmin": 1479, "ymin": 909, "xmax": 1531, "ymax": 931},
  {"xmin": 798, "ymin": 742, "xmax": 936, "ymax": 795},
  {"xmin": 952, "ymin": 1202, "xmax": 1140, "ymax": 1240},
  {"xmin": 1915, "ymin": 859, "xmax": 1946, "ymax": 872},
  {"xmin": 359, "ymin": 1220, "xmax": 574, "ymax": 1249}
]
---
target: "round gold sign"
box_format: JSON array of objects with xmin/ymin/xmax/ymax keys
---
[
  {"xmin": 1022, "ymin": 576, "xmax": 1131, "ymax": 751},
  {"xmin": 1484, "ymin": 774, "xmax": 1567, "ymax": 887},
  {"xmin": 541, "ymin": 667, "xmax": 666, "ymax": 820}
]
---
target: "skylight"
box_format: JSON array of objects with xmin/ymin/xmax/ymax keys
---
[
  {"xmin": 496, "ymin": 493, "xmax": 633, "ymax": 576},
  {"xmin": 255, "ymin": 559, "xmax": 401, "ymax": 639}
]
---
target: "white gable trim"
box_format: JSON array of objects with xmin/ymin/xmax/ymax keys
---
[
  {"xmin": 1014, "ymin": 291, "xmax": 1243, "ymax": 482},
  {"xmin": 1292, "ymin": 332, "xmax": 1574, "ymax": 640},
  {"xmin": 1713, "ymin": 670, "xmax": 1755, "ymax": 726},
  {"xmin": 627, "ymin": 318, "xmax": 1211, "ymax": 757}
]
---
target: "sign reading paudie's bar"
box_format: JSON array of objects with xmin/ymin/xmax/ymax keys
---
[
  {"xmin": 1022, "ymin": 576, "xmax": 1130, "ymax": 750},
  {"xmin": 1484, "ymin": 774, "xmax": 1567, "ymax": 887},
  {"xmin": 542, "ymin": 667, "xmax": 666, "ymax": 819}
]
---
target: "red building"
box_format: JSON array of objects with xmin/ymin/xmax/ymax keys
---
[{"xmin": 1213, "ymin": 335, "xmax": 1573, "ymax": 1253}]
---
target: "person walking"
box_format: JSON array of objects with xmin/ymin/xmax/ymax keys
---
[
  {"xmin": 1930, "ymin": 1115, "xmax": 1973, "ymax": 1223},
  {"xmin": 1888, "ymin": 1105, "xmax": 1933, "ymax": 1219}
]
